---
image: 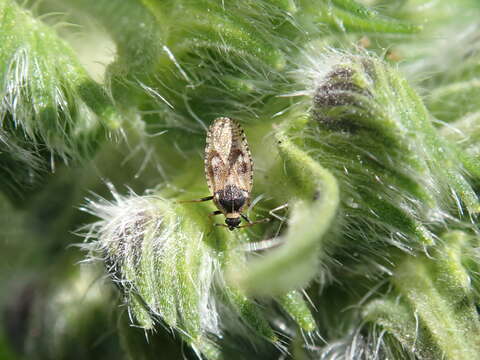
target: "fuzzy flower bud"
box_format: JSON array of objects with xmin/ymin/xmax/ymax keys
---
[
  {"xmin": 83, "ymin": 186, "xmax": 318, "ymax": 359},
  {"xmin": 308, "ymin": 53, "xmax": 479, "ymax": 257}
]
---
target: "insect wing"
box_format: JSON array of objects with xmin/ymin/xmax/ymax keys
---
[
  {"xmin": 204, "ymin": 118, "xmax": 253, "ymax": 195},
  {"xmin": 228, "ymin": 144, "xmax": 252, "ymax": 193}
]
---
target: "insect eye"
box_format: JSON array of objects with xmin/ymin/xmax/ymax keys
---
[{"xmin": 225, "ymin": 217, "xmax": 241, "ymax": 228}]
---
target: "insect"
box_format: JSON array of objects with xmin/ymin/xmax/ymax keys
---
[{"xmin": 182, "ymin": 117, "xmax": 269, "ymax": 230}]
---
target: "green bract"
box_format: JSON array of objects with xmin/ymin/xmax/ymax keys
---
[
  {"xmin": 0, "ymin": 0, "xmax": 119, "ymax": 202},
  {"xmin": 84, "ymin": 187, "xmax": 317, "ymax": 359}
]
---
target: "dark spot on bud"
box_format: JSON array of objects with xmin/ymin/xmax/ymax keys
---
[
  {"xmin": 312, "ymin": 65, "xmax": 373, "ymax": 133},
  {"xmin": 106, "ymin": 213, "xmax": 150, "ymax": 282},
  {"xmin": 362, "ymin": 59, "xmax": 376, "ymax": 80}
]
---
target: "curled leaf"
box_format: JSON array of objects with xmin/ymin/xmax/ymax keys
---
[
  {"xmin": 230, "ymin": 130, "xmax": 339, "ymax": 296},
  {"xmin": 307, "ymin": 53, "xmax": 479, "ymax": 256}
]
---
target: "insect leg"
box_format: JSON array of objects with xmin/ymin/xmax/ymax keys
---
[
  {"xmin": 208, "ymin": 210, "xmax": 222, "ymax": 218},
  {"xmin": 178, "ymin": 196, "xmax": 213, "ymax": 203},
  {"xmin": 240, "ymin": 214, "xmax": 252, "ymax": 223},
  {"xmin": 237, "ymin": 218, "xmax": 270, "ymax": 228},
  {"xmin": 268, "ymin": 203, "xmax": 289, "ymax": 221}
]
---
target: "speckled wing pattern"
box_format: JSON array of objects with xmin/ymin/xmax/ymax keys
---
[{"xmin": 204, "ymin": 117, "xmax": 253, "ymax": 195}]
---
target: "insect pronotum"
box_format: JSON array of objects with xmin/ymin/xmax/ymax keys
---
[{"xmin": 182, "ymin": 117, "xmax": 269, "ymax": 230}]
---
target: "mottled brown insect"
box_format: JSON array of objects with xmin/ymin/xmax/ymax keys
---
[{"xmin": 182, "ymin": 117, "xmax": 269, "ymax": 230}]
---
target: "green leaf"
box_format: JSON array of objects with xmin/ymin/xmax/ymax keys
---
[
  {"xmin": 307, "ymin": 53, "xmax": 479, "ymax": 256},
  {"xmin": 307, "ymin": 0, "xmax": 421, "ymax": 34},
  {"xmin": 364, "ymin": 298, "xmax": 440, "ymax": 360},
  {"xmin": 391, "ymin": 232, "xmax": 480, "ymax": 360},
  {"xmin": 0, "ymin": 0, "xmax": 119, "ymax": 201},
  {"xmin": 230, "ymin": 123, "xmax": 339, "ymax": 296}
]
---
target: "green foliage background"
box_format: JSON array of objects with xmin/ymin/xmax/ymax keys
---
[{"xmin": 1, "ymin": 0, "xmax": 480, "ymax": 359}]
